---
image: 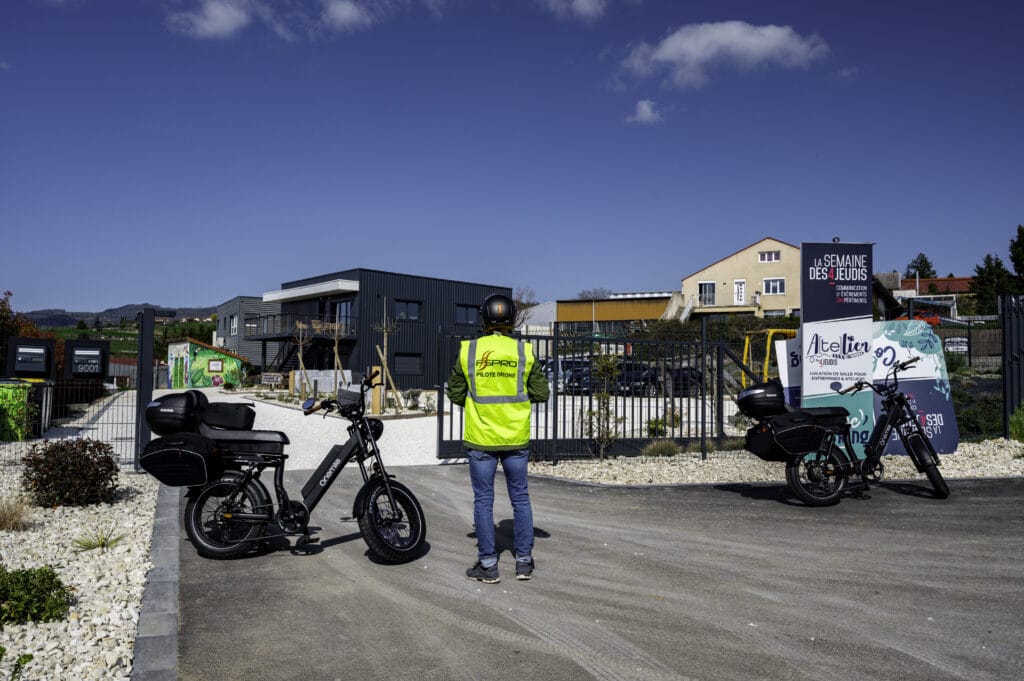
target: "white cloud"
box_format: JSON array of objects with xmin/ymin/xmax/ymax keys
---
[
  {"xmin": 837, "ymin": 66, "xmax": 860, "ymax": 79},
  {"xmin": 0, "ymin": 61, "xmax": 10, "ymax": 71},
  {"xmin": 625, "ymin": 99, "xmax": 663, "ymax": 124},
  {"xmin": 167, "ymin": 0, "xmax": 253, "ymax": 39},
  {"xmin": 622, "ymin": 20, "xmax": 829, "ymax": 89},
  {"xmin": 321, "ymin": 0, "xmax": 375, "ymax": 31},
  {"xmin": 537, "ymin": 0, "xmax": 609, "ymax": 22}
]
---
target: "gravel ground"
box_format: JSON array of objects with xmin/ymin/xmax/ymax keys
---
[
  {"xmin": 530, "ymin": 439, "xmax": 1024, "ymax": 485},
  {"xmin": 1, "ymin": 387, "xmax": 1021, "ymax": 680}
]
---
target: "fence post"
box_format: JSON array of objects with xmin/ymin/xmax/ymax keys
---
[
  {"xmin": 700, "ymin": 317, "xmax": 708, "ymax": 460},
  {"xmin": 1001, "ymin": 295, "xmax": 1024, "ymax": 439},
  {"xmin": 133, "ymin": 308, "xmax": 156, "ymax": 470},
  {"xmin": 552, "ymin": 326, "xmax": 560, "ymax": 465}
]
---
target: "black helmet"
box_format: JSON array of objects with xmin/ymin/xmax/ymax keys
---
[{"xmin": 481, "ymin": 294, "xmax": 516, "ymax": 331}]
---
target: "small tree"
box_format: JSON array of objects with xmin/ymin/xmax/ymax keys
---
[
  {"xmin": 971, "ymin": 254, "xmax": 1016, "ymax": 315},
  {"xmin": 513, "ymin": 286, "xmax": 539, "ymax": 329},
  {"xmin": 904, "ymin": 253, "xmax": 937, "ymax": 280},
  {"xmin": 577, "ymin": 287, "xmax": 613, "ymax": 300},
  {"xmin": 585, "ymin": 353, "xmax": 623, "ymax": 459}
]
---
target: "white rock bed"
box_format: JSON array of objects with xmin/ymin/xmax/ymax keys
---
[
  {"xmin": 0, "ymin": 440, "xmax": 1022, "ymax": 680},
  {"xmin": 528, "ymin": 439, "xmax": 1024, "ymax": 485},
  {"xmin": 0, "ymin": 470, "xmax": 159, "ymax": 681}
]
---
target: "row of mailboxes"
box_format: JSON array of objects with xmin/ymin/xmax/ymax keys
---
[{"xmin": 4, "ymin": 337, "xmax": 110, "ymax": 379}]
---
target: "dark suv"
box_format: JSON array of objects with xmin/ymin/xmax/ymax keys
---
[
  {"xmin": 665, "ymin": 366, "xmax": 704, "ymax": 397},
  {"xmin": 612, "ymin": 363, "xmax": 662, "ymax": 397}
]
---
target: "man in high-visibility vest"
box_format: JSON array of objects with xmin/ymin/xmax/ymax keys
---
[{"xmin": 446, "ymin": 293, "xmax": 550, "ymax": 583}]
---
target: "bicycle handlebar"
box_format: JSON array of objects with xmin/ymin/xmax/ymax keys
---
[{"xmin": 835, "ymin": 355, "xmax": 921, "ymax": 395}]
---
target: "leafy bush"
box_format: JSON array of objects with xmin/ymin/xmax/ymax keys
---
[
  {"xmin": 1010, "ymin": 406, "xmax": 1024, "ymax": 443},
  {"xmin": 0, "ymin": 564, "xmax": 73, "ymax": 626},
  {"xmin": 642, "ymin": 440, "xmax": 681, "ymax": 457},
  {"xmin": 944, "ymin": 351, "xmax": 967, "ymax": 374},
  {"xmin": 0, "ymin": 645, "xmax": 34, "ymax": 681},
  {"xmin": 0, "ymin": 496, "xmax": 29, "ymax": 532},
  {"xmin": 647, "ymin": 409, "xmax": 682, "ymax": 437},
  {"xmin": 20, "ymin": 438, "xmax": 118, "ymax": 507}
]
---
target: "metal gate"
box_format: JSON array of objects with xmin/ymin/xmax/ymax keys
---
[
  {"xmin": 0, "ymin": 309, "xmax": 158, "ymax": 467},
  {"xmin": 436, "ymin": 330, "xmax": 733, "ymax": 461},
  {"xmin": 1001, "ymin": 295, "xmax": 1024, "ymax": 437}
]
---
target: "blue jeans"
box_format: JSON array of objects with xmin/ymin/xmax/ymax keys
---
[{"xmin": 468, "ymin": 449, "xmax": 533, "ymax": 566}]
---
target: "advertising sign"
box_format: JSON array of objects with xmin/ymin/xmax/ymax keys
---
[
  {"xmin": 800, "ymin": 242, "xmax": 875, "ymax": 454},
  {"xmin": 776, "ymin": 321, "xmax": 959, "ymax": 455}
]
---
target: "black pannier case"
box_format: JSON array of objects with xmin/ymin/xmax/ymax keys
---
[
  {"xmin": 201, "ymin": 402, "xmax": 256, "ymax": 430},
  {"xmin": 145, "ymin": 392, "xmax": 203, "ymax": 435},
  {"xmin": 746, "ymin": 409, "xmax": 850, "ymax": 460},
  {"xmin": 140, "ymin": 432, "xmax": 222, "ymax": 486},
  {"xmin": 737, "ymin": 381, "xmax": 787, "ymax": 418}
]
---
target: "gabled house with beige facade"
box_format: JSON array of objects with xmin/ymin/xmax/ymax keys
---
[{"xmin": 668, "ymin": 237, "xmax": 802, "ymax": 320}]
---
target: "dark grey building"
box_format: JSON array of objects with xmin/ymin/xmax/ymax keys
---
[
  {"xmin": 246, "ymin": 269, "xmax": 511, "ymax": 389},
  {"xmin": 214, "ymin": 296, "xmax": 282, "ymax": 370}
]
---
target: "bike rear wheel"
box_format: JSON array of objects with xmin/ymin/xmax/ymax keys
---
[
  {"xmin": 184, "ymin": 475, "xmax": 268, "ymax": 559},
  {"xmin": 357, "ymin": 479, "xmax": 426, "ymax": 564},
  {"xmin": 908, "ymin": 435, "xmax": 950, "ymax": 499},
  {"xmin": 785, "ymin": 446, "xmax": 847, "ymax": 506}
]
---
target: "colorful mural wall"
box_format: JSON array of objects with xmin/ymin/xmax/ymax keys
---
[{"xmin": 167, "ymin": 339, "xmax": 246, "ymax": 389}]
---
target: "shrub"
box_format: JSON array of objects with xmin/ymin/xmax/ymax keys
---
[
  {"xmin": 20, "ymin": 438, "xmax": 118, "ymax": 507},
  {"xmin": 642, "ymin": 440, "xmax": 681, "ymax": 457},
  {"xmin": 1010, "ymin": 406, "xmax": 1024, "ymax": 443},
  {"xmin": 0, "ymin": 496, "xmax": 29, "ymax": 532},
  {"xmin": 72, "ymin": 527, "xmax": 126, "ymax": 553},
  {"xmin": 0, "ymin": 645, "xmax": 34, "ymax": 681},
  {"xmin": 944, "ymin": 351, "xmax": 967, "ymax": 374},
  {"xmin": 0, "ymin": 564, "xmax": 73, "ymax": 626},
  {"xmin": 647, "ymin": 409, "xmax": 682, "ymax": 437}
]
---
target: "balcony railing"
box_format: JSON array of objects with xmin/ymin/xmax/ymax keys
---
[{"xmin": 243, "ymin": 314, "xmax": 358, "ymax": 340}]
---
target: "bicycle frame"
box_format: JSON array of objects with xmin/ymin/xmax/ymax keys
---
[{"xmin": 211, "ymin": 389, "xmax": 399, "ymax": 533}]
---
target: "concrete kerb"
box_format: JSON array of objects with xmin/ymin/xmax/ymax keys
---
[{"xmin": 130, "ymin": 484, "xmax": 180, "ymax": 681}]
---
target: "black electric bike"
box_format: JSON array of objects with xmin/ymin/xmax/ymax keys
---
[
  {"xmin": 181, "ymin": 372, "xmax": 427, "ymax": 562},
  {"xmin": 738, "ymin": 356, "xmax": 950, "ymax": 506},
  {"xmin": 838, "ymin": 356, "xmax": 950, "ymax": 500}
]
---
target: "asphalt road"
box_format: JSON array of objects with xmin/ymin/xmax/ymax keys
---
[{"xmin": 177, "ymin": 470, "xmax": 1024, "ymax": 681}]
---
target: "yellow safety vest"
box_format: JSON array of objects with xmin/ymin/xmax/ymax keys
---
[{"xmin": 459, "ymin": 333, "xmax": 535, "ymax": 450}]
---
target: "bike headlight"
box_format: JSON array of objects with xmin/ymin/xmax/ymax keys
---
[{"xmin": 363, "ymin": 418, "xmax": 384, "ymax": 441}]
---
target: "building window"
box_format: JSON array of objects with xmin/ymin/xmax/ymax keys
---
[
  {"xmin": 244, "ymin": 317, "xmax": 257, "ymax": 336},
  {"xmin": 394, "ymin": 353, "xmax": 422, "ymax": 374},
  {"xmin": 229, "ymin": 315, "xmax": 238, "ymax": 335},
  {"xmin": 759, "ymin": 250, "xmax": 781, "ymax": 263},
  {"xmin": 734, "ymin": 280, "xmax": 746, "ymax": 306},
  {"xmin": 395, "ymin": 300, "xmax": 421, "ymax": 321},
  {"xmin": 456, "ymin": 304, "xmax": 479, "ymax": 325},
  {"xmin": 698, "ymin": 282, "xmax": 716, "ymax": 307},
  {"xmin": 764, "ymin": 278, "xmax": 786, "ymax": 295}
]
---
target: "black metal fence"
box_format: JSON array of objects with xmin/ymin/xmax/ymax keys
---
[
  {"xmin": 436, "ymin": 330, "xmax": 745, "ymax": 461},
  {"xmin": 1, "ymin": 312, "xmax": 157, "ymax": 467}
]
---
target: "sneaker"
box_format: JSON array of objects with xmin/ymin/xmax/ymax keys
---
[
  {"xmin": 515, "ymin": 559, "xmax": 535, "ymax": 581},
  {"xmin": 466, "ymin": 561, "xmax": 500, "ymax": 584}
]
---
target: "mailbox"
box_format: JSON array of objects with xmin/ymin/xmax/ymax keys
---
[
  {"xmin": 64, "ymin": 340, "xmax": 110, "ymax": 379},
  {"xmin": 5, "ymin": 337, "xmax": 57, "ymax": 379}
]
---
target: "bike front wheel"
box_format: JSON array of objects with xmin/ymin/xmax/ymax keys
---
[
  {"xmin": 908, "ymin": 435, "xmax": 950, "ymax": 499},
  {"xmin": 184, "ymin": 475, "xmax": 269, "ymax": 559},
  {"xmin": 357, "ymin": 479, "xmax": 426, "ymax": 564},
  {"xmin": 785, "ymin": 446, "xmax": 848, "ymax": 506}
]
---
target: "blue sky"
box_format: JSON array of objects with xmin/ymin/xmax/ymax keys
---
[{"xmin": 2, "ymin": 0, "xmax": 1021, "ymax": 312}]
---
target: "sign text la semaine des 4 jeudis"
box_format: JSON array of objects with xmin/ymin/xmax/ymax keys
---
[{"xmin": 800, "ymin": 242, "xmax": 875, "ymax": 456}]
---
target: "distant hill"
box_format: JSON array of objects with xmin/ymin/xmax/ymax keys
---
[{"xmin": 22, "ymin": 304, "xmax": 217, "ymax": 327}]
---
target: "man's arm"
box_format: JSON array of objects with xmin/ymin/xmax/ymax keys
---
[
  {"xmin": 527, "ymin": 362, "xmax": 550, "ymax": 403},
  {"xmin": 446, "ymin": 363, "xmax": 468, "ymax": 406}
]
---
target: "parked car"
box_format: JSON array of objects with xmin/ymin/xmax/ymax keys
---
[
  {"xmin": 666, "ymin": 366, "xmax": 704, "ymax": 397},
  {"xmin": 542, "ymin": 357, "xmax": 591, "ymax": 391},
  {"xmin": 612, "ymin": 363, "xmax": 663, "ymax": 397},
  {"xmin": 563, "ymin": 362, "xmax": 663, "ymax": 397}
]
